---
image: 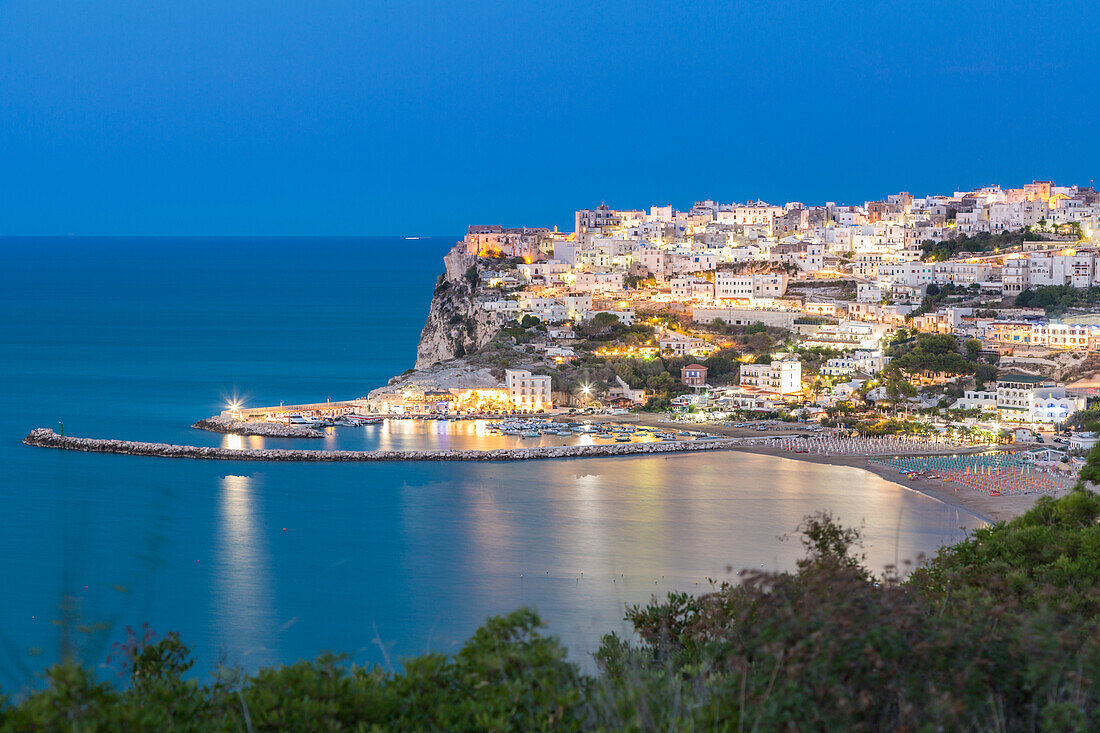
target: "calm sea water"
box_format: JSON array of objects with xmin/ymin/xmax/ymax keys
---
[{"xmin": 0, "ymin": 237, "xmax": 984, "ymax": 690}]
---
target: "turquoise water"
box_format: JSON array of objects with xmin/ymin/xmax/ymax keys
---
[{"xmin": 0, "ymin": 237, "xmax": 984, "ymax": 689}]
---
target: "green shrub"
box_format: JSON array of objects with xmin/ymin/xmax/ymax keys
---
[{"xmin": 9, "ymin": 488, "xmax": 1100, "ymax": 729}]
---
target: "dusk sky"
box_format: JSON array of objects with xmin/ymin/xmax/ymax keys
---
[{"xmin": 2, "ymin": 0, "xmax": 1097, "ymax": 236}]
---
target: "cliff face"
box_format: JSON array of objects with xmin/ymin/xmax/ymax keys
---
[{"xmin": 414, "ymin": 244, "xmax": 506, "ymax": 369}]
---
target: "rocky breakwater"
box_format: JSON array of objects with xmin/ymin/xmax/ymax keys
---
[
  {"xmin": 191, "ymin": 416, "xmax": 324, "ymax": 438},
  {"xmin": 415, "ymin": 242, "xmax": 507, "ymax": 369},
  {"xmin": 24, "ymin": 428, "xmax": 740, "ymax": 462}
]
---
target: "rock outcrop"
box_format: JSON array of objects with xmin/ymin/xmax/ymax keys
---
[
  {"xmin": 191, "ymin": 416, "xmax": 324, "ymax": 438},
  {"xmin": 24, "ymin": 428, "xmax": 739, "ymax": 462},
  {"xmin": 415, "ymin": 243, "xmax": 507, "ymax": 369},
  {"xmin": 367, "ymin": 362, "xmax": 501, "ymax": 403}
]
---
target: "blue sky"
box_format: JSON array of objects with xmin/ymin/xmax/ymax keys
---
[{"xmin": 1, "ymin": 1, "xmax": 1097, "ymax": 235}]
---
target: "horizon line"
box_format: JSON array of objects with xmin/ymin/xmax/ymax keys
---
[{"xmin": 0, "ymin": 233, "xmax": 460, "ymax": 239}]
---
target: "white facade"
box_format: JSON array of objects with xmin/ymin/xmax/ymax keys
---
[
  {"xmin": 802, "ymin": 321, "xmax": 888, "ymax": 351},
  {"xmin": 821, "ymin": 357, "xmax": 857, "ymax": 377},
  {"xmin": 739, "ymin": 358, "xmax": 802, "ymax": 396},
  {"xmin": 505, "ymin": 369, "xmax": 552, "ymax": 411},
  {"xmin": 715, "ymin": 272, "xmax": 754, "ymax": 299},
  {"xmin": 932, "ymin": 261, "xmax": 995, "ymax": 285},
  {"xmin": 659, "ymin": 332, "xmax": 710, "ymax": 356},
  {"xmin": 952, "ymin": 390, "xmax": 998, "ymax": 411},
  {"xmin": 995, "ymin": 375, "xmax": 1084, "ymax": 426},
  {"xmin": 857, "ymin": 283, "xmax": 883, "ymax": 303},
  {"xmin": 879, "ymin": 261, "xmax": 934, "ymax": 286},
  {"xmin": 670, "ymin": 276, "xmax": 713, "ymax": 301}
]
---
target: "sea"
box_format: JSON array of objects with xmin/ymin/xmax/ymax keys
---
[{"xmin": 0, "ymin": 236, "xmax": 985, "ymax": 690}]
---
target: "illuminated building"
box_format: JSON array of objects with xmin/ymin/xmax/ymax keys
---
[{"xmin": 505, "ymin": 369, "xmax": 552, "ymax": 411}]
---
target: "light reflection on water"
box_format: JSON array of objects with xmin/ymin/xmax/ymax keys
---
[
  {"xmin": 0, "ymin": 237, "xmax": 988, "ymax": 688},
  {"xmin": 3, "ymin": 449, "xmax": 985, "ymax": 686},
  {"xmin": 217, "ymin": 419, "xmax": 661, "ymax": 452},
  {"xmin": 212, "ymin": 475, "xmax": 276, "ymax": 668}
]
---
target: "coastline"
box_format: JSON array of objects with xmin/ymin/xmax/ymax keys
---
[
  {"xmin": 27, "ymin": 415, "xmax": 1055, "ymax": 520},
  {"xmin": 21, "ymin": 428, "xmax": 739, "ymax": 462},
  {"xmin": 581, "ymin": 413, "xmax": 1053, "ymax": 523},
  {"xmin": 726, "ymin": 445, "xmax": 1019, "ymax": 524}
]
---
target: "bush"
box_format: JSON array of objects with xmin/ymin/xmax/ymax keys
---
[{"xmin": 11, "ymin": 486, "xmax": 1100, "ymax": 729}]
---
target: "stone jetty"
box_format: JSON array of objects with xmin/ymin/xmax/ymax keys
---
[
  {"xmin": 23, "ymin": 428, "xmax": 739, "ymax": 462},
  {"xmin": 192, "ymin": 416, "xmax": 324, "ymax": 438}
]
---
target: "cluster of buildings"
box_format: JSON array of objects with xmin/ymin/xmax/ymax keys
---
[
  {"xmin": 671, "ymin": 351, "xmax": 1084, "ymax": 431},
  {"xmin": 370, "ymin": 370, "xmax": 553, "ymax": 415},
  {"xmin": 468, "ymin": 182, "xmax": 1098, "ymax": 288},
  {"xmin": 461, "ymin": 182, "xmax": 1100, "ymax": 364},
  {"xmin": 407, "ymin": 181, "xmax": 1100, "ymax": 429},
  {"xmin": 671, "ymin": 356, "xmax": 805, "ymax": 414},
  {"xmin": 953, "ymin": 374, "xmax": 1085, "ymax": 426},
  {"xmin": 1001, "ymin": 247, "xmax": 1100, "ymax": 295}
]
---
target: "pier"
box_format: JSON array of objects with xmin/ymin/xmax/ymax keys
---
[
  {"xmin": 23, "ymin": 428, "xmax": 739, "ymax": 462},
  {"xmin": 224, "ymin": 400, "xmax": 363, "ymax": 421}
]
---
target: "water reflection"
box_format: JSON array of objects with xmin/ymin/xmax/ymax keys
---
[
  {"xmin": 12, "ymin": 450, "xmax": 985, "ymax": 682},
  {"xmin": 215, "ymin": 419, "xmax": 667, "ymax": 453},
  {"xmin": 212, "ymin": 475, "xmax": 276, "ymax": 667},
  {"xmin": 395, "ymin": 452, "xmax": 986, "ymax": 665}
]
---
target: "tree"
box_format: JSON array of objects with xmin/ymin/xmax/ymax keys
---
[
  {"xmin": 964, "ymin": 338, "xmax": 981, "ymax": 359},
  {"xmin": 702, "ymin": 355, "xmax": 734, "ymax": 377},
  {"xmin": 885, "ymin": 375, "xmax": 917, "ymax": 414},
  {"xmin": 591, "ymin": 312, "xmax": 621, "ymax": 328}
]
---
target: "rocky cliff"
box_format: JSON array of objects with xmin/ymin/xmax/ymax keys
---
[{"xmin": 414, "ymin": 243, "xmax": 507, "ymax": 369}]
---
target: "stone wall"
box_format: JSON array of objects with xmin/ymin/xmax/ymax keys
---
[
  {"xmin": 192, "ymin": 417, "xmax": 324, "ymax": 438},
  {"xmin": 24, "ymin": 428, "xmax": 738, "ymax": 463}
]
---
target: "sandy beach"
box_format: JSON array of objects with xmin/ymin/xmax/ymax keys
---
[{"xmin": 579, "ymin": 413, "xmax": 1059, "ymax": 523}]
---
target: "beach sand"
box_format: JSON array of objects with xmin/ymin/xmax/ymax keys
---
[{"xmin": 576, "ymin": 413, "xmax": 1058, "ymax": 523}]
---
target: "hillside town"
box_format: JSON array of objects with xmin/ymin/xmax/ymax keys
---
[{"xmin": 373, "ymin": 180, "xmax": 1100, "ymax": 450}]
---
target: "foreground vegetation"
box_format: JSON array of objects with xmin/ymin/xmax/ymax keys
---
[{"xmin": 7, "ymin": 456, "xmax": 1100, "ymax": 729}]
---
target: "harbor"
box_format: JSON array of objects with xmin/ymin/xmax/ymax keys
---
[{"xmin": 22, "ymin": 427, "xmax": 736, "ymax": 462}]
